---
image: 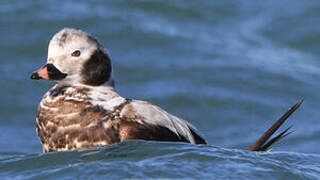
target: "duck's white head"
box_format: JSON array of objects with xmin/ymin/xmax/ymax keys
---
[{"xmin": 31, "ymin": 28, "xmax": 114, "ymax": 87}]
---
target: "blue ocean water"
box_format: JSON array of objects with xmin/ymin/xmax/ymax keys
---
[{"xmin": 1, "ymin": 0, "xmax": 320, "ymax": 179}]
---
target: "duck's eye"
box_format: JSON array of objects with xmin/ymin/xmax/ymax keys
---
[{"xmin": 71, "ymin": 50, "xmax": 81, "ymax": 57}]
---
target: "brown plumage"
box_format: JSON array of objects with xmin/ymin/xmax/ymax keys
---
[{"xmin": 36, "ymin": 85, "xmax": 206, "ymax": 152}]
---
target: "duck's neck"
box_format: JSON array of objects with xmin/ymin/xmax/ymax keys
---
[{"xmin": 59, "ymin": 83, "xmax": 125, "ymax": 111}]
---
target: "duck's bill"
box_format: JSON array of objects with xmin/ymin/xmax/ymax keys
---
[{"xmin": 30, "ymin": 64, "xmax": 67, "ymax": 81}]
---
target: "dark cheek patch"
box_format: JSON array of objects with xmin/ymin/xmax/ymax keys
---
[{"xmin": 81, "ymin": 49, "xmax": 112, "ymax": 86}]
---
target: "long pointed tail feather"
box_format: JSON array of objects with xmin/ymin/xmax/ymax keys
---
[
  {"xmin": 248, "ymin": 99, "xmax": 303, "ymax": 151},
  {"xmin": 260, "ymin": 126, "xmax": 294, "ymax": 151}
]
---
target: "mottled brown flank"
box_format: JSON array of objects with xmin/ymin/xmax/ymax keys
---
[{"xmin": 37, "ymin": 86, "xmax": 206, "ymax": 152}]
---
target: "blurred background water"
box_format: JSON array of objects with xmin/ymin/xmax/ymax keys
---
[{"xmin": 1, "ymin": 0, "xmax": 320, "ymax": 179}]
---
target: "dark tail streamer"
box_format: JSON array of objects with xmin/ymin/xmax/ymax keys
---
[{"xmin": 249, "ymin": 98, "xmax": 304, "ymax": 151}]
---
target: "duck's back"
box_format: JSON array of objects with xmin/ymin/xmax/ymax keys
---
[{"xmin": 37, "ymin": 85, "xmax": 207, "ymax": 152}]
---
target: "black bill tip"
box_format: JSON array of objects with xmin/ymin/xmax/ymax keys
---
[{"xmin": 30, "ymin": 72, "xmax": 41, "ymax": 80}]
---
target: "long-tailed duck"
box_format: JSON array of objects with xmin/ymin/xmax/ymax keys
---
[{"xmin": 31, "ymin": 28, "xmax": 303, "ymax": 153}]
